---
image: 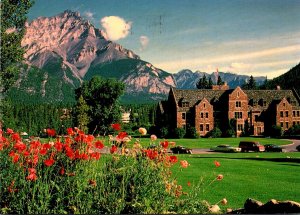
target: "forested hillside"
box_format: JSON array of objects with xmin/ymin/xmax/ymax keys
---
[{"xmin": 263, "ymin": 63, "xmax": 300, "ymax": 94}]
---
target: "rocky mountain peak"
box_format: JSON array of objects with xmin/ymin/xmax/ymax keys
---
[{"xmin": 22, "ymin": 10, "xmax": 139, "ymax": 78}]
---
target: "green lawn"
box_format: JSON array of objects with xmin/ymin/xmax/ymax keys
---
[
  {"xmin": 136, "ymin": 137, "xmax": 292, "ymax": 149},
  {"xmin": 171, "ymin": 152, "xmax": 300, "ymax": 210}
]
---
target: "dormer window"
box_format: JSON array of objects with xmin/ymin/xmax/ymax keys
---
[
  {"xmin": 182, "ymin": 102, "xmax": 189, "ymax": 107},
  {"xmin": 236, "ymin": 101, "xmax": 241, "ymax": 107}
]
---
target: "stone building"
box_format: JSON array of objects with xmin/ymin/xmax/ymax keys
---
[{"xmin": 157, "ymin": 85, "xmax": 300, "ymax": 136}]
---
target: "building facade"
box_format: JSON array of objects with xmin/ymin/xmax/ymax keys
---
[{"xmin": 157, "ymin": 85, "xmax": 300, "ymax": 136}]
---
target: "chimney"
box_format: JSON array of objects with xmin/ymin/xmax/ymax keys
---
[{"xmin": 276, "ymin": 85, "xmax": 281, "ymax": 90}]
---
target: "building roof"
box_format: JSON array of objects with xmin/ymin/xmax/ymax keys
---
[{"xmin": 170, "ymin": 88, "xmax": 300, "ymax": 112}]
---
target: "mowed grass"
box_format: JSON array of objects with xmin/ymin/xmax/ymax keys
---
[
  {"xmin": 171, "ymin": 152, "xmax": 300, "ymax": 210},
  {"xmin": 137, "ymin": 137, "xmax": 292, "ymax": 148}
]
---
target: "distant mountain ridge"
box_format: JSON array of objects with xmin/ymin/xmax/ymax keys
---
[
  {"xmin": 8, "ymin": 10, "xmax": 297, "ymax": 104},
  {"xmin": 173, "ymin": 69, "xmax": 266, "ymax": 89}
]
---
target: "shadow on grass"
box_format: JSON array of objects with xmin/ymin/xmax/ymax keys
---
[{"xmin": 190, "ymin": 156, "xmax": 300, "ymax": 164}]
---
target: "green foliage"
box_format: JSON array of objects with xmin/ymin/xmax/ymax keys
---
[
  {"xmin": 160, "ymin": 127, "xmax": 169, "ymax": 138},
  {"xmin": 285, "ymin": 124, "xmax": 300, "ymax": 136},
  {"xmin": 261, "ymin": 63, "xmax": 300, "ymax": 94},
  {"xmin": 206, "ymin": 127, "xmax": 222, "ymax": 138},
  {"xmin": 173, "ymin": 128, "xmax": 186, "ymax": 139},
  {"xmin": 74, "ymin": 95, "xmax": 90, "ymax": 133},
  {"xmin": 2, "ymin": 101, "xmax": 73, "ymax": 136},
  {"xmin": 242, "ymin": 75, "xmax": 257, "ymax": 90},
  {"xmin": 217, "ymin": 75, "xmax": 224, "ymax": 85},
  {"xmin": 185, "ymin": 126, "xmax": 198, "ymax": 138},
  {"xmin": 269, "ymin": 125, "xmax": 283, "ymax": 137},
  {"xmin": 196, "ymin": 74, "xmax": 208, "ymax": 89},
  {"xmin": 75, "ymin": 76, "xmax": 125, "ymax": 134},
  {"xmin": 0, "ymin": 0, "xmax": 34, "ymax": 93},
  {"xmin": 224, "ymin": 129, "xmax": 236, "ymax": 137}
]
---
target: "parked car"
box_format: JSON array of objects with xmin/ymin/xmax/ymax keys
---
[
  {"xmin": 264, "ymin": 144, "xmax": 283, "ymax": 152},
  {"xmin": 296, "ymin": 145, "xmax": 300, "ymax": 152},
  {"xmin": 170, "ymin": 146, "xmax": 192, "ymax": 154},
  {"xmin": 210, "ymin": 144, "xmax": 241, "ymax": 152},
  {"xmin": 239, "ymin": 141, "xmax": 265, "ymax": 152}
]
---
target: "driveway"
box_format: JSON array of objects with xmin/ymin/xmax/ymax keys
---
[{"xmin": 281, "ymin": 139, "xmax": 300, "ymax": 152}]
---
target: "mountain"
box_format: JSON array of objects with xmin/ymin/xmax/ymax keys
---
[
  {"xmin": 10, "ymin": 10, "xmax": 175, "ymax": 104},
  {"xmin": 263, "ymin": 63, "xmax": 300, "ymax": 94},
  {"xmin": 173, "ymin": 69, "xmax": 266, "ymax": 89}
]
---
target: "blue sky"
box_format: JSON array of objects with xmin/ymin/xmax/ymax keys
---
[{"xmin": 28, "ymin": 0, "xmax": 300, "ymax": 78}]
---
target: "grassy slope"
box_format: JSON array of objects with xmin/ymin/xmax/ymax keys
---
[{"xmin": 172, "ymin": 152, "xmax": 300, "ymax": 210}]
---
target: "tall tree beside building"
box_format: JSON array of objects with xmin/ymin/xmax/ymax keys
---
[
  {"xmin": 74, "ymin": 95, "xmax": 90, "ymax": 133},
  {"xmin": 242, "ymin": 75, "xmax": 257, "ymax": 90},
  {"xmin": 75, "ymin": 76, "xmax": 125, "ymax": 134},
  {"xmin": 208, "ymin": 77, "xmax": 213, "ymax": 89}
]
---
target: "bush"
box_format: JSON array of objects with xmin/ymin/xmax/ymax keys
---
[
  {"xmin": 185, "ymin": 126, "xmax": 198, "ymax": 138},
  {"xmin": 285, "ymin": 124, "xmax": 300, "ymax": 136},
  {"xmin": 173, "ymin": 128, "xmax": 186, "ymax": 139},
  {"xmin": 206, "ymin": 127, "xmax": 222, "ymax": 138},
  {"xmin": 270, "ymin": 125, "xmax": 283, "ymax": 137},
  {"xmin": 159, "ymin": 127, "xmax": 168, "ymax": 138},
  {"xmin": 224, "ymin": 128, "xmax": 236, "ymax": 137}
]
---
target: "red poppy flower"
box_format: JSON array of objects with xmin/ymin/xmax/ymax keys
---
[
  {"xmin": 217, "ymin": 174, "xmax": 224, "ymax": 181},
  {"xmin": 110, "ymin": 145, "xmax": 117, "ymax": 154},
  {"xmin": 168, "ymin": 155, "xmax": 178, "ymax": 163},
  {"xmin": 117, "ymin": 132, "xmax": 127, "ymax": 140},
  {"xmin": 11, "ymin": 133, "xmax": 21, "ymax": 142},
  {"xmin": 111, "ymin": 123, "xmax": 121, "ymax": 131},
  {"xmin": 23, "ymin": 150, "xmax": 30, "ymax": 157},
  {"xmin": 46, "ymin": 128, "xmax": 56, "ymax": 137},
  {"xmin": 26, "ymin": 168, "xmax": 37, "ymax": 181},
  {"xmin": 146, "ymin": 149, "xmax": 158, "ymax": 160},
  {"xmin": 95, "ymin": 140, "xmax": 104, "ymax": 149},
  {"xmin": 86, "ymin": 135, "xmax": 94, "ymax": 144},
  {"xmin": 12, "ymin": 153, "xmax": 20, "ymax": 163},
  {"xmin": 54, "ymin": 141, "xmax": 63, "ymax": 151},
  {"xmin": 14, "ymin": 141, "xmax": 26, "ymax": 152},
  {"xmin": 65, "ymin": 136, "xmax": 72, "ymax": 145},
  {"xmin": 90, "ymin": 152, "xmax": 101, "ymax": 160},
  {"xmin": 81, "ymin": 153, "xmax": 89, "ymax": 160},
  {"xmin": 6, "ymin": 128, "xmax": 14, "ymax": 134},
  {"xmin": 59, "ymin": 166, "xmax": 65, "ymax": 175},
  {"xmin": 214, "ymin": 160, "xmax": 221, "ymax": 168},
  {"xmin": 0, "ymin": 143, "xmax": 3, "ymax": 151},
  {"xmin": 44, "ymin": 158, "xmax": 55, "ymax": 166},
  {"xmin": 66, "ymin": 149, "xmax": 75, "ymax": 160},
  {"xmin": 187, "ymin": 181, "xmax": 191, "ymax": 186},
  {"xmin": 66, "ymin": 128, "xmax": 75, "ymax": 136},
  {"xmin": 160, "ymin": 141, "xmax": 169, "ymax": 149},
  {"xmin": 89, "ymin": 179, "xmax": 97, "ymax": 187},
  {"xmin": 39, "ymin": 148, "xmax": 48, "ymax": 156}
]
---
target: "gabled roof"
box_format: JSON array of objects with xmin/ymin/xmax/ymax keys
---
[{"xmin": 244, "ymin": 90, "xmax": 299, "ymax": 105}]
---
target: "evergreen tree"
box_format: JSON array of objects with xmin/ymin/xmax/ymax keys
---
[
  {"xmin": 196, "ymin": 75, "xmax": 208, "ymax": 89},
  {"xmin": 247, "ymin": 75, "xmax": 257, "ymax": 89},
  {"xmin": 217, "ymin": 76, "xmax": 224, "ymax": 85},
  {"xmin": 208, "ymin": 77, "xmax": 213, "ymax": 89},
  {"xmin": 75, "ymin": 95, "xmax": 90, "ymax": 133}
]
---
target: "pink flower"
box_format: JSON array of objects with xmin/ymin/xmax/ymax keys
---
[
  {"xmin": 217, "ymin": 174, "xmax": 224, "ymax": 181},
  {"xmin": 221, "ymin": 198, "xmax": 228, "ymax": 205},
  {"xmin": 138, "ymin": 127, "xmax": 147, "ymax": 135},
  {"xmin": 150, "ymin": 134, "xmax": 157, "ymax": 141},
  {"xmin": 180, "ymin": 160, "xmax": 189, "ymax": 168}
]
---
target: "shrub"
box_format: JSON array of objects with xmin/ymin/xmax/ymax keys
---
[
  {"xmin": 270, "ymin": 125, "xmax": 283, "ymax": 137},
  {"xmin": 206, "ymin": 127, "xmax": 222, "ymax": 138},
  {"xmin": 173, "ymin": 128, "xmax": 186, "ymax": 139},
  {"xmin": 159, "ymin": 127, "xmax": 168, "ymax": 138},
  {"xmin": 224, "ymin": 128, "xmax": 236, "ymax": 137},
  {"xmin": 185, "ymin": 126, "xmax": 198, "ymax": 138}
]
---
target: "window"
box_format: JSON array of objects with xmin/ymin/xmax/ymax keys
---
[
  {"xmin": 203, "ymin": 103, "xmax": 206, "ymax": 108},
  {"xmin": 280, "ymin": 122, "xmax": 283, "ymax": 127},
  {"xmin": 206, "ymin": 124, "xmax": 210, "ymax": 131},
  {"xmin": 254, "ymin": 115, "xmax": 259, "ymax": 121},
  {"xmin": 298, "ymin": 111, "xmax": 300, "ymax": 117},
  {"xmin": 200, "ymin": 113, "xmax": 204, "ymax": 118},
  {"xmin": 280, "ymin": 111, "xmax": 283, "ymax": 117},
  {"xmin": 286, "ymin": 122, "xmax": 289, "ymax": 128},
  {"xmin": 293, "ymin": 111, "xmax": 296, "ymax": 117},
  {"xmin": 237, "ymin": 124, "xmax": 243, "ymax": 131},
  {"xmin": 200, "ymin": 124, "xmax": 203, "ymax": 131},
  {"xmin": 263, "ymin": 101, "xmax": 267, "ymax": 107},
  {"xmin": 182, "ymin": 112, "xmax": 186, "ymax": 120},
  {"xmin": 182, "ymin": 102, "xmax": 189, "ymax": 107},
  {"xmin": 235, "ymin": 112, "xmax": 242, "ymax": 119},
  {"xmin": 285, "ymin": 111, "xmax": 289, "ymax": 117},
  {"xmin": 283, "ymin": 103, "xmax": 286, "ymax": 107},
  {"xmin": 293, "ymin": 122, "xmax": 296, "ymax": 126},
  {"xmin": 205, "ymin": 112, "xmax": 209, "ymax": 118},
  {"xmin": 236, "ymin": 101, "xmax": 241, "ymax": 107}
]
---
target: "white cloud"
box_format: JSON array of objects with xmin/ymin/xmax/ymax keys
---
[
  {"xmin": 84, "ymin": 11, "xmax": 94, "ymax": 20},
  {"xmin": 139, "ymin": 35, "xmax": 149, "ymax": 51},
  {"xmin": 100, "ymin": 16, "xmax": 132, "ymax": 41}
]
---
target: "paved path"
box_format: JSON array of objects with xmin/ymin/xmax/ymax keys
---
[{"xmin": 281, "ymin": 139, "xmax": 300, "ymax": 152}]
